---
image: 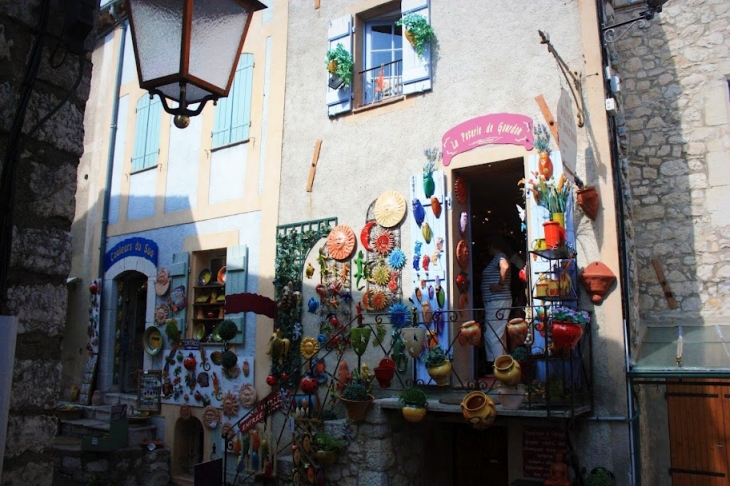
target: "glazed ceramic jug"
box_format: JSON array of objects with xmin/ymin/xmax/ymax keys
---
[
  {"xmin": 458, "ymin": 320, "xmax": 482, "ymax": 346},
  {"xmin": 460, "ymin": 391, "xmax": 497, "ymax": 430},
  {"xmin": 493, "ymin": 355, "xmax": 522, "ymax": 386}
]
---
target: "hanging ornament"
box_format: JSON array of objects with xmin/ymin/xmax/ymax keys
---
[
  {"xmin": 388, "ymin": 248, "xmax": 406, "ymax": 269},
  {"xmin": 460, "ymin": 212, "xmax": 468, "ymax": 236},
  {"xmin": 431, "ymin": 196, "xmax": 442, "ymax": 218},
  {"xmin": 412, "ymin": 199, "xmax": 426, "ymax": 227},
  {"xmin": 454, "ymin": 176, "xmax": 468, "ymax": 204},
  {"xmin": 359, "ymin": 221, "xmax": 376, "ymax": 252},
  {"xmin": 421, "ymin": 222, "xmax": 432, "ymax": 244}
]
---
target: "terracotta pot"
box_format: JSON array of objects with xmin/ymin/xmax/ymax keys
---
[
  {"xmin": 405, "ymin": 29, "xmax": 416, "ymax": 47},
  {"xmin": 579, "ymin": 261, "xmax": 617, "ymax": 304},
  {"xmin": 427, "ymin": 361, "xmax": 452, "ymax": 386},
  {"xmin": 340, "ymin": 395, "xmax": 374, "ymax": 422},
  {"xmin": 402, "ymin": 406, "xmax": 427, "ymax": 423},
  {"xmin": 400, "ymin": 327, "xmax": 426, "ymax": 358},
  {"xmin": 374, "ymin": 366, "xmax": 395, "ymax": 388},
  {"xmin": 315, "ymin": 450, "xmax": 338, "ymax": 466},
  {"xmin": 493, "ymin": 355, "xmax": 521, "ymax": 386},
  {"xmin": 577, "ymin": 186, "xmax": 599, "ymax": 221},
  {"xmin": 460, "ymin": 391, "xmax": 497, "ymax": 430},
  {"xmin": 506, "ymin": 318, "xmax": 528, "ymax": 347},
  {"xmin": 458, "ymin": 320, "xmax": 482, "ymax": 346},
  {"xmin": 497, "ymin": 384, "xmax": 525, "ymax": 410},
  {"xmin": 543, "ymin": 221, "xmax": 565, "ymax": 248},
  {"xmin": 327, "ymin": 60, "xmax": 337, "ymax": 74},
  {"xmin": 551, "ymin": 321, "xmax": 583, "ymax": 350}
]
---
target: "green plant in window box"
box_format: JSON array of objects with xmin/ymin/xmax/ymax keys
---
[
  {"xmin": 217, "ymin": 319, "xmax": 238, "ymax": 343},
  {"xmin": 325, "ymin": 43, "xmax": 354, "ymax": 88},
  {"xmin": 396, "ymin": 13, "xmax": 434, "ymax": 59}
]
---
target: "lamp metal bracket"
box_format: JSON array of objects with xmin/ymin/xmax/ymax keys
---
[
  {"xmin": 538, "ymin": 30, "xmax": 585, "ymax": 128},
  {"xmin": 601, "ymin": 9, "xmax": 655, "ymax": 44}
]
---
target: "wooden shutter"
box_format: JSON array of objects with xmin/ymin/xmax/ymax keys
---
[
  {"xmin": 212, "ymin": 54, "xmax": 254, "ymax": 148},
  {"xmin": 409, "ymin": 170, "xmax": 449, "ymax": 383},
  {"xmin": 131, "ymin": 95, "xmax": 161, "ymax": 171},
  {"xmin": 225, "ymin": 245, "xmax": 248, "ymax": 344},
  {"xmin": 169, "ymin": 252, "xmax": 189, "ymax": 338},
  {"xmin": 326, "ymin": 15, "xmax": 353, "ymax": 117},
  {"xmin": 131, "ymin": 95, "xmax": 150, "ymax": 171},
  {"xmin": 401, "ymin": 0, "xmax": 432, "ymax": 95}
]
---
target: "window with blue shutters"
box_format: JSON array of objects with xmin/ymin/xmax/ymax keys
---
[
  {"xmin": 212, "ymin": 53, "xmax": 254, "ymax": 149},
  {"xmin": 131, "ymin": 94, "xmax": 162, "ymax": 172}
]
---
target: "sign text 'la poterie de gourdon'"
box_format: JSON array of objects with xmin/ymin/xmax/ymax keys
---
[{"xmin": 441, "ymin": 113, "xmax": 534, "ymax": 166}]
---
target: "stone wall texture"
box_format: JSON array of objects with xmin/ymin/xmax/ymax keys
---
[
  {"xmin": 614, "ymin": 0, "xmax": 730, "ymax": 327},
  {"xmin": 1, "ymin": 0, "xmax": 94, "ymax": 484}
]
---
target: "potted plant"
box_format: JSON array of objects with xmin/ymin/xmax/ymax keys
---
[
  {"xmin": 422, "ymin": 344, "xmax": 451, "ymax": 386},
  {"xmin": 399, "ymin": 386, "xmax": 428, "ymax": 422},
  {"xmin": 585, "ymin": 467, "xmax": 616, "ymax": 486},
  {"xmin": 396, "ymin": 13, "xmax": 434, "ymax": 59},
  {"xmin": 550, "ymin": 306, "xmax": 590, "ymax": 350},
  {"xmin": 314, "ymin": 431, "xmax": 347, "ymax": 466},
  {"xmin": 326, "ymin": 43, "xmax": 354, "ymax": 89},
  {"xmin": 339, "ymin": 381, "xmax": 374, "ymax": 421}
]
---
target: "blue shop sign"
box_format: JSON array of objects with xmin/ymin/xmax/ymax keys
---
[{"xmin": 104, "ymin": 237, "xmax": 158, "ymax": 271}]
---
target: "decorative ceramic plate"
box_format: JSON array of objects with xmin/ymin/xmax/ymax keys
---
[
  {"xmin": 202, "ymin": 405, "xmax": 221, "ymax": 429},
  {"xmin": 326, "ymin": 225, "xmax": 356, "ymax": 261},
  {"xmin": 143, "ymin": 327, "xmax": 163, "ymax": 355},
  {"xmin": 154, "ymin": 303, "xmax": 169, "ymax": 325},
  {"xmin": 454, "ymin": 176, "xmax": 468, "ymax": 204},
  {"xmin": 373, "ymin": 190, "xmax": 406, "ymax": 228},
  {"xmin": 456, "ymin": 239, "xmax": 470, "ymax": 269},
  {"xmin": 217, "ymin": 266, "xmax": 227, "ymax": 285},
  {"xmin": 169, "ymin": 285, "xmax": 187, "ymax": 312},
  {"xmin": 194, "ymin": 323, "xmax": 206, "ymax": 340},
  {"xmin": 198, "ymin": 269, "xmax": 212, "ymax": 286}
]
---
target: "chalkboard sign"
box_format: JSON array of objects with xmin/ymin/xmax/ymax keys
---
[
  {"xmin": 137, "ymin": 370, "xmax": 162, "ymax": 412},
  {"xmin": 78, "ymin": 354, "xmax": 98, "ymax": 405},
  {"xmin": 522, "ymin": 426, "xmax": 567, "ymax": 478}
]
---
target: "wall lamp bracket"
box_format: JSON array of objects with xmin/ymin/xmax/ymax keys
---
[{"xmin": 602, "ymin": 2, "xmax": 666, "ymax": 44}]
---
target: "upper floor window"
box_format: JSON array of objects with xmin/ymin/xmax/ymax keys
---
[
  {"xmin": 212, "ymin": 53, "xmax": 254, "ymax": 149},
  {"xmin": 362, "ymin": 16, "xmax": 403, "ymax": 106},
  {"xmin": 131, "ymin": 94, "xmax": 162, "ymax": 172},
  {"xmin": 326, "ymin": 0, "xmax": 432, "ymax": 117}
]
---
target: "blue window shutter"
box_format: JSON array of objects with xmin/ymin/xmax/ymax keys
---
[
  {"xmin": 231, "ymin": 54, "xmax": 254, "ymax": 143},
  {"xmin": 144, "ymin": 97, "xmax": 162, "ymax": 168},
  {"xmin": 401, "ymin": 0, "xmax": 432, "ymax": 95},
  {"xmin": 327, "ymin": 15, "xmax": 353, "ymax": 116},
  {"xmin": 212, "ymin": 54, "xmax": 254, "ymax": 148},
  {"xmin": 169, "ymin": 252, "xmax": 189, "ymax": 338},
  {"xmin": 225, "ymin": 245, "xmax": 248, "ymax": 344},
  {"xmin": 212, "ymin": 88, "xmax": 234, "ymax": 148},
  {"xmin": 131, "ymin": 95, "xmax": 150, "ymax": 171}
]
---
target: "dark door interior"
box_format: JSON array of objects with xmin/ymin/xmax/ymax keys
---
[{"xmin": 453, "ymin": 424, "xmax": 509, "ymax": 485}]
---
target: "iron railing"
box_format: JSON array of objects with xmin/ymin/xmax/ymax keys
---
[{"xmin": 358, "ymin": 59, "xmax": 403, "ymax": 108}]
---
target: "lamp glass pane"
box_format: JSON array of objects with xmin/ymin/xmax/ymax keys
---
[
  {"xmin": 130, "ymin": 0, "xmax": 183, "ymax": 84},
  {"xmin": 189, "ymin": 0, "xmax": 250, "ymax": 93}
]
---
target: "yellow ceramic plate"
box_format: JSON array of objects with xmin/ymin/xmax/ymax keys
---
[
  {"xmin": 143, "ymin": 327, "xmax": 163, "ymax": 355},
  {"xmin": 198, "ymin": 269, "xmax": 212, "ymax": 286}
]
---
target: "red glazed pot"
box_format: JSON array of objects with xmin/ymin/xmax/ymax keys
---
[
  {"xmin": 579, "ymin": 261, "xmax": 617, "ymax": 304},
  {"xmin": 506, "ymin": 318, "xmax": 528, "ymax": 347},
  {"xmin": 373, "ymin": 366, "xmax": 395, "ymax": 388},
  {"xmin": 551, "ymin": 321, "xmax": 583, "ymax": 350},
  {"xmin": 458, "ymin": 321, "xmax": 482, "ymax": 346}
]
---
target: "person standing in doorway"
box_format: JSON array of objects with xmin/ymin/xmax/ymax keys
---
[{"xmin": 481, "ymin": 237, "xmax": 512, "ymax": 369}]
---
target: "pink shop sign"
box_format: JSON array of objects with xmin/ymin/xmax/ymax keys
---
[{"xmin": 441, "ymin": 113, "xmax": 534, "ymax": 166}]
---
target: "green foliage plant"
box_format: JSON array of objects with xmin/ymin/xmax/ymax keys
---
[
  {"xmin": 399, "ymin": 386, "xmax": 428, "ymax": 408},
  {"xmin": 342, "ymin": 382, "xmax": 369, "ymax": 401},
  {"xmin": 217, "ymin": 319, "xmax": 238, "ymax": 342},
  {"xmin": 165, "ymin": 319, "xmax": 180, "ymax": 344},
  {"xmin": 586, "ymin": 467, "xmax": 615, "ymax": 486},
  {"xmin": 422, "ymin": 344, "xmax": 447, "ymax": 369},
  {"xmin": 326, "ymin": 43, "xmax": 354, "ymax": 87},
  {"xmin": 315, "ymin": 432, "xmax": 347, "ymax": 452},
  {"xmin": 534, "ymin": 123, "xmax": 551, "ymax": 153},
  {"xmin": 396, "ymin": 13, "xmax": 434, "ymax": 59}
]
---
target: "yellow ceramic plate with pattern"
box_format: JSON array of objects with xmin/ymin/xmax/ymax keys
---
[
  {"xmin": 143, "ymin": 327, "xmax": 163, "ymax": 355},
  {"xmin": 194, "ymin": 323, "xmax": 206, "ymax": 340}
]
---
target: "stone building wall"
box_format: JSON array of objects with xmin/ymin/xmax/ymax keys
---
[
  {"xmin": 0, "ymin": 1, "xmax": 94, "ymax": 484},
  {"xmin": 613, "ymin": 0, "xmax": 730, "ymax": 329}
]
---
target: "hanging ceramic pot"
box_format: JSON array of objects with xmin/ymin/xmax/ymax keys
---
[
  {"xmin": 412, "ymin": 199, "xmax": 426, "ymax": 227},
  {"xmin": 577, "ymin": 185, "xmax": 599, "ymax": 221},
  {"xmin": 506, "ymin": 318, "xmax": 528, "ymax": 347},
  {"xmin": 551, "ymin": 321, "xmax": 583, "ymax": 350},
  {"xmin": 431, "ymin": 196, "xmax": 441, "ymax": 218},
  {"xmin": 538, "ymin": 151, "xmax": 553, "ymax": 179},
  {"xmin": 579, "ymin": 261, "xmax": 617, "ymax": 304},
  {"xmin": 374, "ymin": 365, "xmax": 396, "ymax": 388},
  {"xmin": 426, "ymin": 361, "xmax": 452, "ymax": 386},
  {"xmin": 421, "ymin": 301, "xmax": 433, "ymax": 326},
  {"xmin": 423, "ymin": 167, "xmax": 435, "ymax": 199},
  {"xmin": 458, "ymin": 320, "xmax": 482, "ymax": 346},
  {"xmin": 400, "ymin": 327, "xmax": 426, "ymax": 358},
  {"xmin": 350, "ymin": 327, "xmax": 372, "ymax": 357},
  {"xmin": 460, "ymin": 391, "xmax": 496, "ymax": 430},
  {"xmin": 493, "ymin": 355, "xmax": 522, "ymax": 386}
]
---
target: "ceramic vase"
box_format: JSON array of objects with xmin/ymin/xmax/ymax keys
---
[
  {"xmin": 551, "ymin": 212, "xmax": 565, "ymax": 228},
  {"xmin": 497, "ymin": 384, "xmax": 525, "ymax": 410},
  {"xmin": 506, "ymin": 318, "xmax": 528, "ymax": 347},
  {"xmin": 460, "ymin": 391, "xmax": 497, "ymax": 430},
  {"xmin": 493, "ymin": 355, "xmax": 522, "ymax": 386},
  {"xmin": 373, "ymin": 366, "xmax": 395, "ymax": 388},
  {"xmin": 577, "ymin": 186, "xmax": 599, "ymax": 221},
  {"xmin": 543, "ymin": 221, "xmax": 565, "ymax": 248},
  {"xmin": 427, "ymin": 361, "xmax": 452, "ymax": 386},
  {"xmin": 400, "ymin": 327, "xmax": 426, "ymax": 358},
  {"xmin": 538, "ymin": 151, "xmax": 554, "ymax": 179},
  {"xmin": 402, "ymin": 406, "xmax": 427, "ymax": 423},
  {"xmin": 458, "ymin": 320, "xmax": 482, "ymax": 346}
]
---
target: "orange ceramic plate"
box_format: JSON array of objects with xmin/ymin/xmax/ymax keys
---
[
  {"xmin": 326, "ymin": 225, "xmax": 356, "ymax": 260},
  {"xmin": 217, "ymin": 266, "xmax": 227, "ymax": 285}
]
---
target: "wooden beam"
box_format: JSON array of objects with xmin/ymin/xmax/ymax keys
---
[
  {"xmin": 306, "ymin": 139, "xmax": 323, "ymax": 192},
  {"xmin": 314, "ymin": 0, "xmax": 320, "ymax": 9},
  {"xmin": 535, "ymin": 94, "xmax": 559, "ymax": 143},
  {"xmin": 651, "ymin": 258, "xmax": 679, "ymax": 309}
]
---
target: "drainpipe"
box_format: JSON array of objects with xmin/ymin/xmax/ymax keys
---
[
  {"xmin": 595, "ymin": 1, "xmax": 639, "ymax": 485},
  {"xmin": 98, "ymin": 13, "xmax": 127, "ymax": 278}
]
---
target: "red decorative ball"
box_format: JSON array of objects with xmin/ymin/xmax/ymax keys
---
[
  {"xmin": 299, "ymin": 376, "xmax": 318, "ymax": 394},
  {"xmin": 280, "ymin": 372, "xmax": 289, "ymax": 381},
  {"xmin": 266, "ymin": 375, "xmax": 277, "ymax": 386},
  {"xmin": 330, "ymin": 316, "xmax": 339, "ymax": 326},
  {"xmin": 89, "ymin": 282, "xmax": 99, "ymax": 295}
]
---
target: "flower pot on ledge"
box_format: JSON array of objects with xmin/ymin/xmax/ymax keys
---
[{"xmin": 577, "ymin": 186, "xmax": 600, "ymax": 221}]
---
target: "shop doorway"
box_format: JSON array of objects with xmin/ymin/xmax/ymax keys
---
[
  {"xmin": 453, "ymin": 424, "xmax": 509, "ymax": 485},
  {"xmin": 115, "ymin": 271, "xmax": 148, "ymax": 393},
  {"xmin": 174, "ymin": 417, "xmax": 204, "ymax": 477},
  {"xmin": 456, "ymin": 158, "xmax": 527, "ymax": 377}
]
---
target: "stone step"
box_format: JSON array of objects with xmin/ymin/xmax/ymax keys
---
[{"xmin": 59, "ymin": 418, "xmax": 157, "ymax": 446}]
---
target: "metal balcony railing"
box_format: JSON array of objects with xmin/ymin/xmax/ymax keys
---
[{"xmin": 359, "ymin": 60, "xmax": 403, "ymax": 107}]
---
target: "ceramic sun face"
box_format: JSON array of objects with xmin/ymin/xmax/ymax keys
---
[{"xmin": 221, "ymin": 391, "xmax": 240, "ymax": 418}]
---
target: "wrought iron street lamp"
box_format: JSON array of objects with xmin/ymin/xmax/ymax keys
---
[{"xmin": 127, "ymin": 0, "xmax": 266, "ymax": 128}]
